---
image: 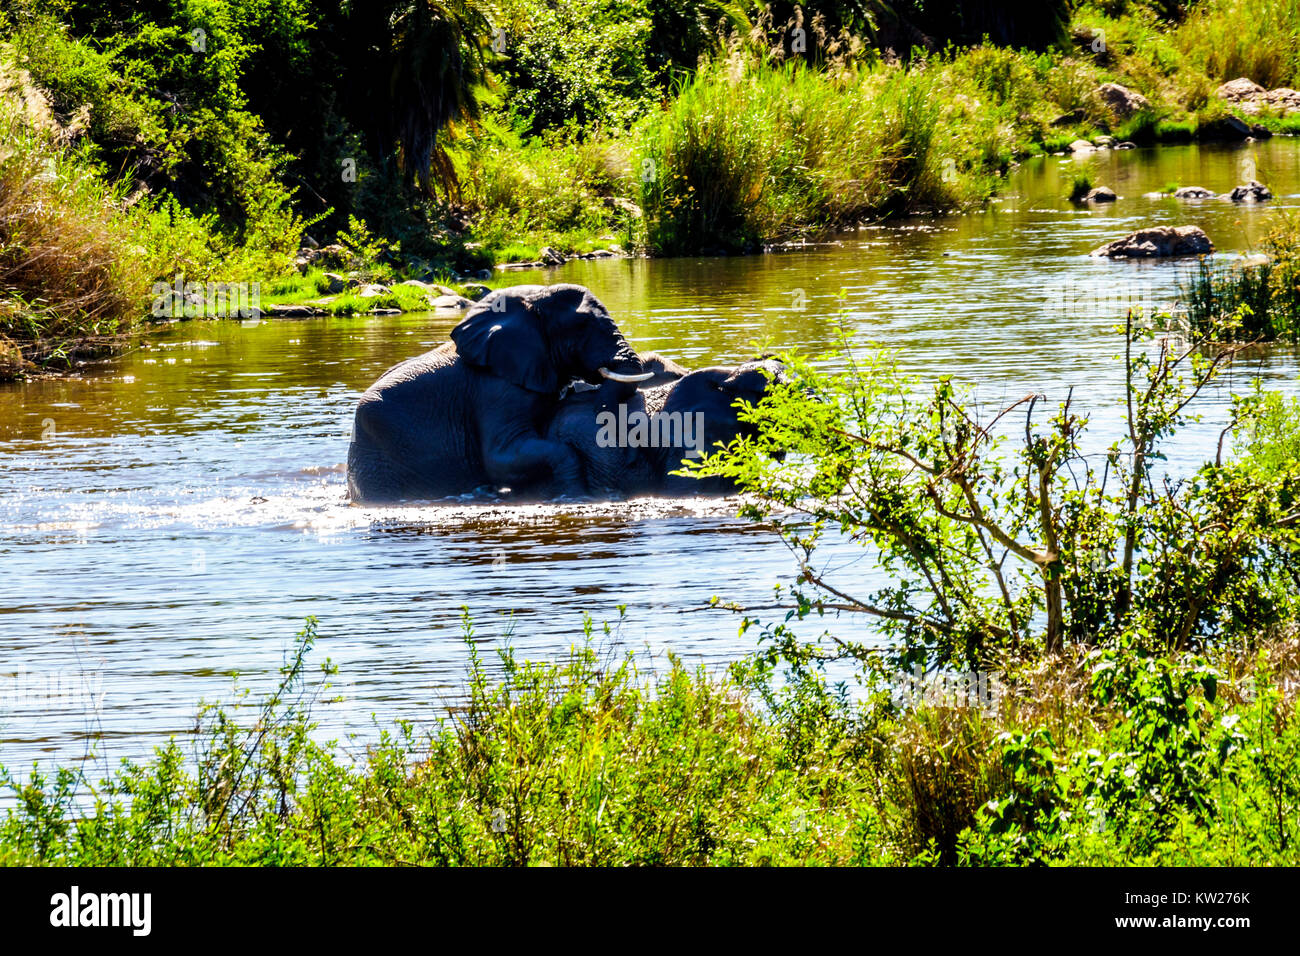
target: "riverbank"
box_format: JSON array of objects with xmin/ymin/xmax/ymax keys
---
[
  {"xmin": 9, "ymin": 2, "xmax": 1300, "ymax": 379},
  {"xmin": 3, "ymin": 615, "xmax": 1297, "ymax": 866}
]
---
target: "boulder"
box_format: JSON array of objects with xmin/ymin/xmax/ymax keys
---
[
  {"xmin": 1229, "ymin": 180, "xmax": 1272, "ymax": 202},
  {"xmin": 1084, "ymin": 186, "xmax": 1117, "ymax": 202},
  {"xmin": 426, "ymin": 294, "xmax": 472, "ymax": 310},
  {"xmin": 537, "ymin": 246, "xmax": 566, "ymax": 266},
  {"xmin": 1067, "ymin": 139, "xmax": 1097, "ymax": 153},
  {"xmin": 1096, "ymin": 83, "xmax": 1150, "ymax": 119},
  {"xmin": 356, "ymin": 283, "xmax": 391, "ymax": 298},
  {"xmin": 1215, "ymin": 78, "xmax": 1300, "ymax": 114},
  {"xmin": 1115, "ymin": 141, "xmax": 1138, "ymax": 150},
  {"xmin": 1092, "ymin": 135, "xmax": 1116, "ymax": 148},
  {"xmin": 1217, "ymin": 78, "xmax": 1267, "ymax": 102},
  {"xmin": 1199, "ymin": 114, "xmax": 1268, "ymax": 140},
  {"xmin": 395, "ymin": 279, "xmax": 459, "ymax": 297},
  {"xmin": 1263, "ymin": 87, "xmax": 1300, "ymax": 112},
  {"xmin": 268, "ymin": 303, "xmax": 324, "ymax": 318},
  {"xmin": 462, "ymin": 283, "xmax": 492, "ymax": 301},
  {"xmin": 322, "ymin": 272, "xmax": 347, "ymax": 294},
  {"xmin": 316, "ymin": 244, "xmax": 349, "ymax": 268},
  {"xmin": 1174, "ymin": 186, "xmax": 1216, "ymax": 199},
  {"xmin": 1091, "ymin": 225, "xmax": 1214, "ymax": 259}
]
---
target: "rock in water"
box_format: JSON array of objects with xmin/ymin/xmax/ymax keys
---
[
  {"xmin": 426, "ymin": 294, "xmax": 472, "ymax": 310},
  {"xmin": 1084, "ymin": 186, "xmax": 1117, "ymax": 203},
  {"xmin": 1229, "ymin": 181, "xmax": 1272, "ymax": 202},
  {"xmin": 1091, "ymin": 226, "xmax": 1214, "ymax": 259},
  {"xmin": 1173, "ymin": 186, "xmax": 1216, "ymax": 199}
]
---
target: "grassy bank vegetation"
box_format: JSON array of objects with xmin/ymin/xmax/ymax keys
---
[
  {"xmin": 3, "ymin": 314, "xmax": 1297, "ymax": 866},
  {"xmin": 4, "ymin": 599, "xmax": 1297, "ymax": 865},
  {"xmin": 1181, "ymin": 212, "xmax": 1300, "ymax": 341}
]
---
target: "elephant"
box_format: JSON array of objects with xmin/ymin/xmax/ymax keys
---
[
  {"xmin": 542, "ymin": 357, "xmax": 787, "ymax": 498},
  {"xmin": 346, "ymin": 284, "xmax": 652, "ymax": 503}
]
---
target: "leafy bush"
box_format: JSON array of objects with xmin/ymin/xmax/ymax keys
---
[
  {"xmin": 8, "ymin": 6, "xmax": 304, "ymax": 257},
  {"xmin": 692, "ymin": 310, "xmax": 1300, "ymax": 666}
]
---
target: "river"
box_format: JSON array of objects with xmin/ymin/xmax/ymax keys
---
[{"xmin": 2, "ymin": 139, "xmax": 1298, "ymax": 769}]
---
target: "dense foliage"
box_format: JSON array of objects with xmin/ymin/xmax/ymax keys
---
[{"xmin": 694, "ymin": 312, "xmax": 1300, "ymax": 666}]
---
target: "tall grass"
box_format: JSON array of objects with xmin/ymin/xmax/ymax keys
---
[
  {"xmin": 1181, "ymin": 257, "xmax": 1277, "ymax": 338},
  {"xmin": 1180, "ymin": 212, "xmax": 1300, "ymax": 341},
  {"xmin": 1068, "ymin": 171, "xmax": 1094, "ymax": 201},
  {"xmin": 1175, "ymin": 0, "xmax": 1300, "ymax": 88},
  {"xmin": 637, "ymin": 54, "xmax": 1004, "ymax": 255},
  {"xmin": 0, "ymin": 105, "xmax": 145, "ymax": 344}
]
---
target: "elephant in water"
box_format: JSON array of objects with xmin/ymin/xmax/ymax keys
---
[
  {"xmin": 346, "ymin": 284, "xmax": 651, "ymax": 503},
  {"xmin": 543, "ymin": 357, "xmax": 787, "ymax": 497}
]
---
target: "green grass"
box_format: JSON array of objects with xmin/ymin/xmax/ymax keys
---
[
  {"xmin": 1069, "ymin": 171, "xmax": 1095, "ymax": 202},
  {"xmin": 1256, "ymin": 113, "xmax": 1300, "ymax": 135},
  {"xmin": 1179, "ymin": 211, "xmax": 1300, "ymax": 341},
  {"xmin": 1174, "ymin": 0, "xmax": 1300, "ymax": 90},
  {"xmin": 2, "ymin": 613, "xmax": 1298, "ymax": 866}
]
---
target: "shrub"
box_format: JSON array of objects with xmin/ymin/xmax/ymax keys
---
[
  {"xmin": 693, "ymin": 309, "xmax": 1300, "ymax": 666},
  {"xmin": 490, "ymin": 0, "xmax": 665, "ymax": 135},
  {"xmin": 0, "ymin": 103, "xmax": 143, "ymax": 341}
]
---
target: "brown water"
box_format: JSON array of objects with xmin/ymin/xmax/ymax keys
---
[{"xmin": 2, "ymin": 140, "xmax": 1299, "ymax": 769}]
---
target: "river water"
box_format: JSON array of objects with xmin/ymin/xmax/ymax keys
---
[{"xmin": 2, "ymin": 140, "xmax": 1299, "ymax": 769}]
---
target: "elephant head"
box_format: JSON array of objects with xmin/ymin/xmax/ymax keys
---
[
  {"xmin": 451, "ymin": 284, "xmax": 650, "ymax": 394},
  {"xmin": 659, "ymin": 357, "xmax": 787, "ymax": 494},
  {"xmin": 542, "ymin": 355, "xmax": 787, "ymax": 498}
]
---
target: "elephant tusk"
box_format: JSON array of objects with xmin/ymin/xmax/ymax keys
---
[{"xmin": 598, "ymin": 367, "xmax": 654, "ymax": 383}]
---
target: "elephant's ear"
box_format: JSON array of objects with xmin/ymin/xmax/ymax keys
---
[{"xmin": 451, "ymin": 293, "xmax": 558, "ymax": 394}]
